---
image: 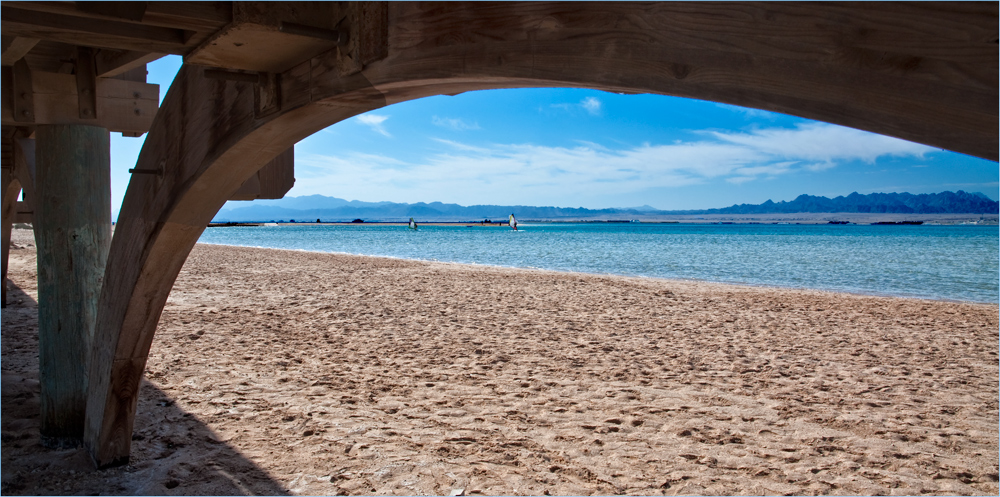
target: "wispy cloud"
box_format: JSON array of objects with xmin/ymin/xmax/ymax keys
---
[
  {"xmin": 432, "ymin": 116, "xmax": 481, "ymax": 131},
  {"xmin": 356, "ymin": 114, "xmax": 391, "ymax": 137},
  {"xmin": 551, "ymin": 97, "xmax": 603, "ymax": 116},
  {"xmin": 715, "ymin": 103, "xmax": 781, "ymax": 119},
  {"xmin": 294, "ymin": 123, "xmax": 935, "ymax": 205},
  {"xmin": 581, "ymin": 97, "xmax": 601, "ymax": 115}
]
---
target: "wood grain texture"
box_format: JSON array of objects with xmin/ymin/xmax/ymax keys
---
[
  {"xmin": 230, "ymin": 146, "xmax": 295, "ymax": 200},
  {"xmin": 0, "ymin": 70, "xmax": 159, "ymax": 132},
  {"xmin": 1, "ymin": 36, "xmax": 39, "ymax": 66},
  {"xmin": 95, "ymin": 49, "xmax": 160, "ymax": 78},
  {"xmin": 1, "ymin": 152, "xmax": 19, "ymax": 308},
  {"xmin": 35, "ymin": 125, "xmax": 111, "ymax": 441},
  {"xmin": 2, "ymin": 132, "xmax": 34, "ymax": 307},
  {"xmin": 1, "ymin": 5, "xmax": 194, "ymax": 54},
  {"xmin": 85, "ymin": 0, "xmax": 997, "ymax": 467}
]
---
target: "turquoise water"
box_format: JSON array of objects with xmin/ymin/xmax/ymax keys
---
[{"xmin": 198, "ymin": 223, "xmax": 999, "ymax": 303}]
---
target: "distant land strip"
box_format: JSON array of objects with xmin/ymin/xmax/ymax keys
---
[{"xmin": 212, "ymin": 191, "xmax": 999, "ymax": 224}]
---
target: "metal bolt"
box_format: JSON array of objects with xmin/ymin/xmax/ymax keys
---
[
  {"xmin": 133, "ymin": 92, "xmax": 141, "ymax": 98},
  {"xmin": 82, "ymin": 108, "xmax": 92, "ymax": 116},
  {"xmin": 21, "ymin": 110, "xmax": 29, "ymax": 117},
  {"xmin": 134, "ymin": 108, "xmax": 141, "ymax": 116}
]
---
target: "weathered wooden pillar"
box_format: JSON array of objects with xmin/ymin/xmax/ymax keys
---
[
  {"xmin": 35, "ymin": 124, "xmax": 112, "ymax": 443},
  {"xmin": 1, "ymin": 162, "xmax": 20, "ymax": 308}
]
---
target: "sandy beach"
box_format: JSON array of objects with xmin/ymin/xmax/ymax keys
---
[{"xmin": 2, "ymin": 227, "xmax": 997, "ymax": 495}]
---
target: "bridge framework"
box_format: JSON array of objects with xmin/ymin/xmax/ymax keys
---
[{"xmin": 1, "ymin": 1, "xmax": 996, "ymax": 467}]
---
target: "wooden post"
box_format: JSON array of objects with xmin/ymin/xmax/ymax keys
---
[
  {"xmin": 35, "ymin": 124, "xmax": 111, "ymax": 443},
  {"xmin": 1, "ymin": 163, "xmax": 20, "ymax": 308}
]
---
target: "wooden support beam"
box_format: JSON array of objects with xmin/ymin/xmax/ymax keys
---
[
  {"xmin": 1, "ymin": 150, "xmax": 20, "ymax": 308},
  {"xmin": 36, "ymin": 124, "xmax": 112, "ymax": 443},
  {"xmin": 95, "ymin": 49, "xmax": 160, "ymax": 79},
  {"xmin": 3, "ymin": 1, "xmax": 233, "ymax": 31},
  {"xmin": 230, "ymin": 146, "xmax": 295, "ymax": 200},
  {"xmin": 1, "ymin": 5, "xmax": 195, "ymax": 55},
  {"xmin": 2, "ymin": 129, "xmax": 34, "ymax": 307},
  {"xmin": 10, "ymin": 59, "xmax": 35, "ymax": 123},
  {"xmin": 75, "ymin": 47, "xmax": 99, "ymax": 120},
  {"xmin": 84, "ymin": 60, "xmax": 383, "ymax": 467},
  {"xmin": 75, "ymin": 2, "xmax": 150, "ymax": 22},
  {"xmin": 185, "ymin": 1, "xmax": 348, "ymax": 73},
  {"xmin": 1, "ymin": 35, "xmax": 40, "ymax": 66},
  {"xmin": 1, "ymin": 69, "xmax": 158, "ymax": 133},
  {"xmin": 14, "ymin": 136, "xmax": 36, "ymax": 205}
]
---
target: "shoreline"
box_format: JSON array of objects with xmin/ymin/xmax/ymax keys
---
[
  {"xmin": 206, "ymin": 212, "xmax": 1000, "ymax": 226},
  {"xmin": 3, "ymin": 232, "xmax": 997, "ymax": 495},
  {"xmin": 195, "ymin": 240, "xmax": 1000, "ymax": 306}
]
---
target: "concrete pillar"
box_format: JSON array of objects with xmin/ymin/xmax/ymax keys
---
[{"xmin": 35, "ymin": 125, "xmax": 112, "ymax": 443}]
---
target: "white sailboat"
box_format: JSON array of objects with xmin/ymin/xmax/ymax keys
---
[
  {"xmin": 409, "ymin": 217, "xmax": 418, "ymax": 230},
  {"xmin": 509, "ymin": 213, "xmax": 518, "ymax": 231}
]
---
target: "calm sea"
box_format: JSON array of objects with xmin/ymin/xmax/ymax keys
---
[{"xmin": 198, "ymin": 223, "xmax": 999, "ymax": 303}]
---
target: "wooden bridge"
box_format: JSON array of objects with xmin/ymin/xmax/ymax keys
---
[{"xmin": 2, "ymin": 1, "xmax": 996, "ymax": 468}]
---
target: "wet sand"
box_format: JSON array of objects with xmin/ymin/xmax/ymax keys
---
[{"xmin": 2, "ymin": 228, "xmax": 998, "ymax": 495}]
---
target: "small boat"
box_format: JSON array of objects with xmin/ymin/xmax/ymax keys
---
[
  {"xmin": 409, "ymin": 217, "xmax": 418, "ymax": 230},
  {"xmin": 509, "ymin": 213, "xmax": 518, "ymax": 231}
]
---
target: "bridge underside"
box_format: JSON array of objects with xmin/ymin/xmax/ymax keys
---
[{"xmin": 1, "ymin": 1, "xmax": 996, "ymax": 467}]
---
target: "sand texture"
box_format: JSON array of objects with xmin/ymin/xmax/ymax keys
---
[{"xmin": 3, "ymin": 229, "xmax": 998, "ymax": 495}]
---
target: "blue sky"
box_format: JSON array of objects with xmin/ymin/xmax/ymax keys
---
[{"xmin": 109, "ymin": 56, "xmax": 998, "ymax": 218}]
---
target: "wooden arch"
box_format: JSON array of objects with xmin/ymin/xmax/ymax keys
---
[{"xmin": 84, "ymin": 2, "xmax": 998, "ymax": 466}]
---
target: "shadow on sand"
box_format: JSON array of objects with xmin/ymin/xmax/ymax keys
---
[{"xmin": 1, "ymin": 281, "xmax": 290, "ymax": 496}]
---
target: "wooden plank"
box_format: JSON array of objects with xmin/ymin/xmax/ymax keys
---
[
  {"xmin": 4, "ymin": 1, "xmax": 232, "ymax": 31},
  {"xmin": 75, "ymin": 47, "xmax": 98, "ymax": 120},
  {"xmin": 95, "ymin": 49, "xmax": 161, "ymax": 78},
  {"xmin": 36, "ymin": 124, "xmax": 112, "ymax": 442},
  {"xmin": 75, "ymin": 2, "xmax": 149, "ymax": 22},
  {"xmin": 257, "ymin": 146, "xmax": 295, "ymax": 199},
  {"xmin": 14, "ymin": 137, "xmax": 36, "ymax": 198},
  {"xmin": 1, "ymin": 70, "xmax": 159, "ymax": 133},
  {"xmin": 11, "ymin": 59, "xmax": 34, "ymax": 123},
  {"xmin": 230, "ymin": 146, "xmax": 295, "ymax": 200},
  {"xmin": 1, "ymin": 36, "xmax": 39, "ymax": 66},
  {"xmin": 13, "ymin": 137, "xmax": 37, "ymax": 224},
  {"xmin": 1, "ymin": 6, "xmax": 194, "ymax": 55},
  {"xmin": 14, "ymin": 201, "xmax": 32, "ymax": 223},
  {"xmin": 185, "ymin": 1, "xmax": 345, "ymax": 73},
  {"xmin": 229, "ymin": 170, "xmax": 260, "ymax": 200}
]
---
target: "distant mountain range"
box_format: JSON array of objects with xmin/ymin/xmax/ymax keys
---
[{"xmin": 213, "ymin": 191, "xmax": 998, "ymax": 222}]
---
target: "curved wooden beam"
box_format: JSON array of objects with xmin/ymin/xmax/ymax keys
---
[
  {"xmin": 85, "ymin": 1, "xmax": 998, "ymax": 466},
  {"xmin": 2, "ymin": 135, "xmax": 34, "ymax": 308}
]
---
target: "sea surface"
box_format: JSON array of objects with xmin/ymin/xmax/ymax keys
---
[{"xmin": 198, "ymin": 223, "xmax": 999, "ymax": 303}]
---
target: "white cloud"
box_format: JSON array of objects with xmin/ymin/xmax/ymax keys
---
[
  {"xmin": 356, "ymin": 114, "xmax": 391, "ymax": 137},
  {"xmin": 715, "ymin": 103, "xmax": 780, "ymax": 119},
  {"xmin": 581, "ymin": 97, "xmax": 601, "ymax": 115},
  {"xmin": 550, "ymin": 97, "xmax": 603, "ymax": 116},
  {"xmin": 432, "ymin": 116, "xmax": 481, "ymax": 131},
  {"xmin": 293, "ymin": 123, "xmax": 935, "ymax": 205},
  {"xmin": 710, "ymin": 123, "xmax": 932, "ymax": 163}
]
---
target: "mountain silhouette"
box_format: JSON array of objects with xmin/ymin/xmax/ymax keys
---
[{"xmin": 213, "ymin": 191, "xmax": 998, "ymax": 222}]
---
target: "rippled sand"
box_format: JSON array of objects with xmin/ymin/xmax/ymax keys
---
[{"xmin": 3, "ymin": 230, "xmax": 997, "ymax": 495}]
